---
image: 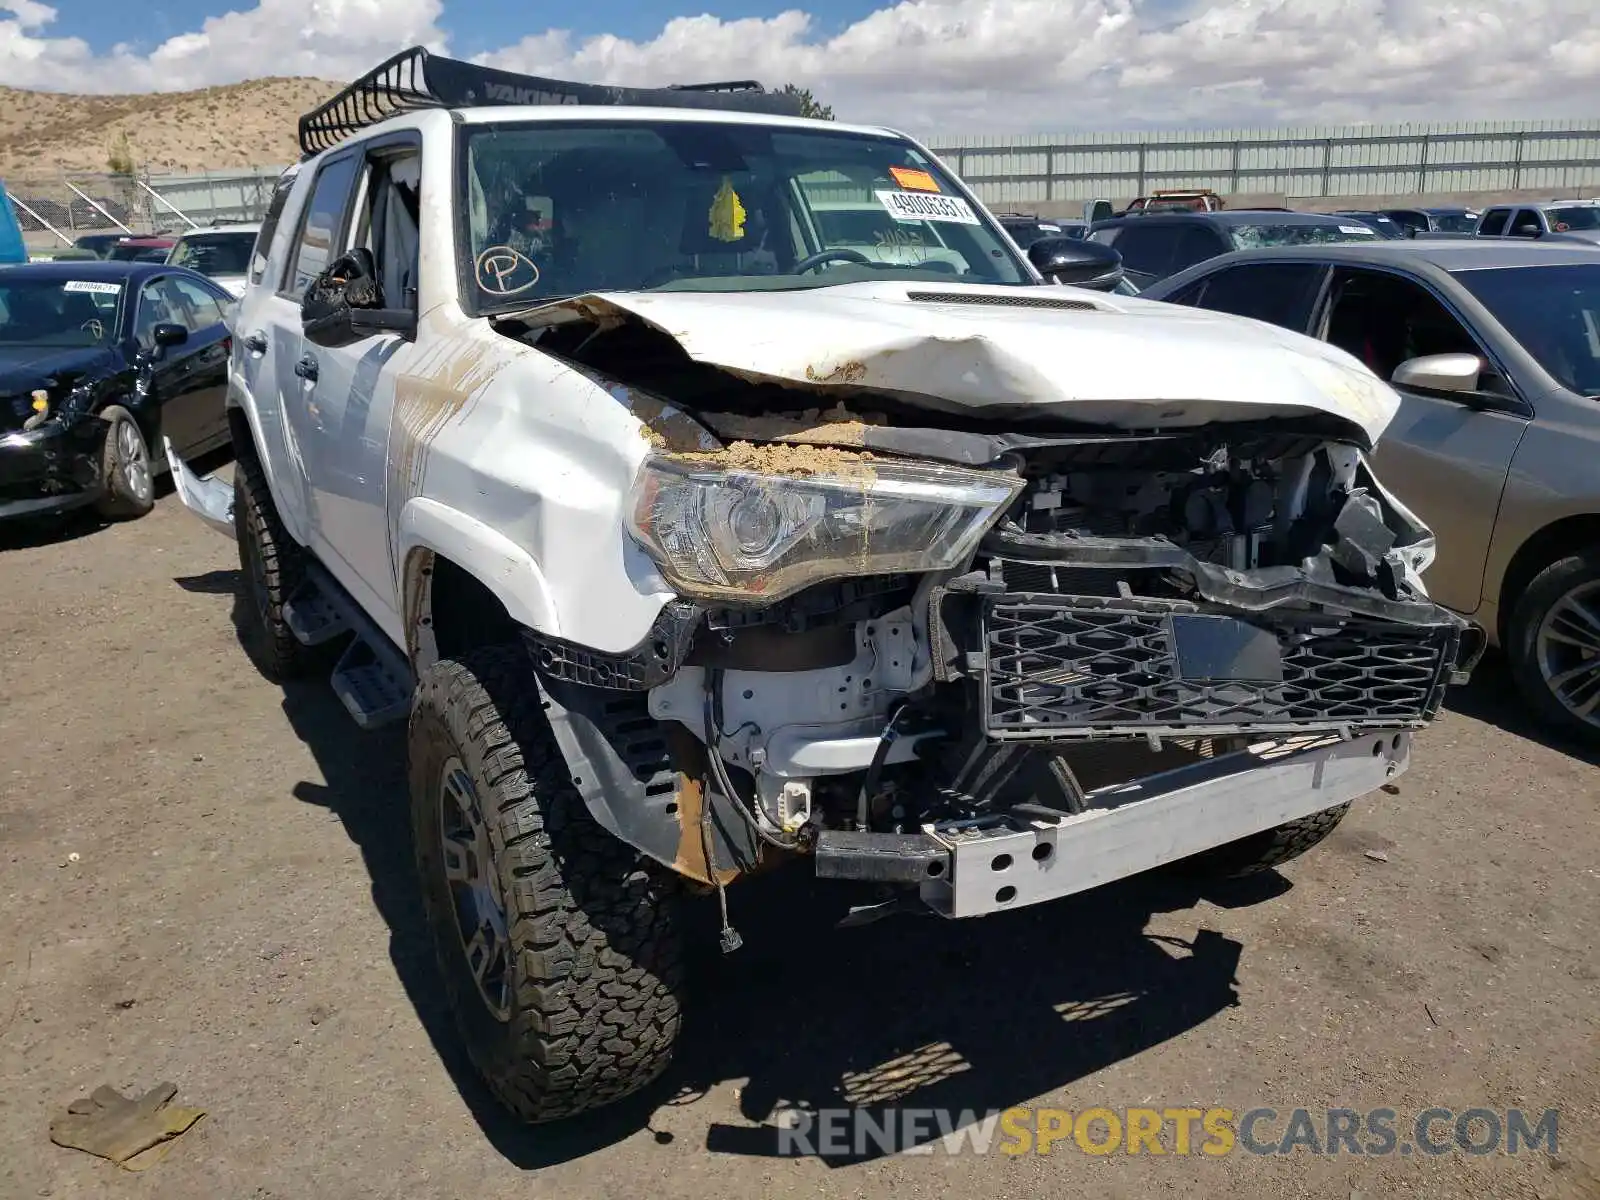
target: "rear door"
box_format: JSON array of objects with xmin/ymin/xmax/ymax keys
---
[
  {"xmin": 163, "ymin": 273, "xmax": 233, "ymax": 449},
  {"xmin": 251, "ymin": 151, "xmax": 363, "ymax": 570}
]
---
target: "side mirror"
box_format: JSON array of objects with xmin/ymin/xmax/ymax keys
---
[
  {"xmin": 144, "ymin": 322, "xmax": 189, "ymax": 358},
  {"xmin": 1027, "ymin": 237, "xmax": 1124, "ymax": 291},
  {"xmin": 301, "ymin": 249, "xmax": 416, "ymax": 348},
  {"xmin": 1392, "ymin": 353, "xmax": 1481, "ymax": 394}
]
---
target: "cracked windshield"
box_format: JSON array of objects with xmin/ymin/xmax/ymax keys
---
[{"xmin": 462, "ymin": 121, "xmax": 1028, "ymax": 309}]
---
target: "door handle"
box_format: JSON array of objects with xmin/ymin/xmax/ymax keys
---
[
  {"xmin": 243, "ymin": 330, "xmax": 268, "ymax": 354},
  {"xmin": 294, "ymin": 354, "xmax": 319, "ymax": 382}
]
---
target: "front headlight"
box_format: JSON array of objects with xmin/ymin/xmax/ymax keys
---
[{"xmin": 627, "ymin": 453, "xmax": 1023, "ymax": 603}]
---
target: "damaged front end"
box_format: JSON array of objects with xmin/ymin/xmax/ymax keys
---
[
  {"xmin": 524, "ymin": 418, "xmax": 1481, "ymax": 923},
  {"xmin": 502, "ymin": 291, "xmax": 1482, "ymax": 926}
]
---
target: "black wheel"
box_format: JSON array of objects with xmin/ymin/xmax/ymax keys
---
[
  {"xmin": 93, "ymin": 405, "xmax": 155, "ymax": 520},
  {"xmin": 1507, "ymin": 548, "xmax": 1600, "ymax": 745},
  {"xmin": 1178, "ymin": 803, "xmax": 1352, "ymax": 879},
  {"xmin": 409, "ymin": 646, "xmax": 685, "ymax": 1124},
  {"xmin": 233, "ymin": 448, "xmax": 318, "ymax": 682}
]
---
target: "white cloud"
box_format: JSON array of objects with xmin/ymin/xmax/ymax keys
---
[{"xmin": 4, "ymin": 0, "xmax": 1600, "ymax": 134}]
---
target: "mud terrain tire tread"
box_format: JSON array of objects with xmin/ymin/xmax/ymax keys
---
[
  {"xmin": 409, "ymin": 645, "xmax": 685, "ymax": 1124},
  {"xmin": 1180, "ymin": 802, "xmax": 1352, "ymax": 879},
  {"xmin": 233, "ymin": 448, "xmax": 317, "ymax": 681}
]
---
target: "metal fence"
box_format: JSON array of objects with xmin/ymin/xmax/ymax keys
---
[
  {"xmin": 925, "ymin": 119, "xmax": 1600, "ymax": 206},
  {"xmin": 7, "ymin": 167, "xmax": 287, "ymax": 245}
]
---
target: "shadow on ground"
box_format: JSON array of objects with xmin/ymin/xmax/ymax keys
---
[
  {"xmin": 1444, "ymin": 651, "xmax": 1600, "ymax": 767},
  {"xmin": 199, "ymin": 568, "xmax": 1280, "ymax": 1171}
]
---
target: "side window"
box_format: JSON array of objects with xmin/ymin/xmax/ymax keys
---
[
  {"xmin": 1159, "ymin": 278, "xmax": 1209, "ymax": 306},
  {"xmin": 352, "ymin": 148, "xmax": 422, "ymax": 310},
  {"xmin": 1508, "ymin": 209, "xmax": 1543, "ymax": 239},
  {"xmin": 1387, "ymin": 210, "xmax": 1424, "ymax": 236},
  {"xmin": 1190, "ymin": 263, "xmax": 1327, "ymax": 331},
  {"xmin": 1171, "ymin": 226, "xmax": 1226, "ymax": 273},
  {"xmin": 166, "ymin": 276, "xmax": 225, "ymax": 330},
  {"xmin": 1323, "ymin": 268, "xmax": 1504, "ymax": 397},
  {"xmin": 133, "ymin": 278, "xmax": 188, "ymax": 348},
  {"xmin": 1112, "ymin": 225, "xmax": 1183, "ymax": 282},
  {"xmin": 283, "ymin": 154, "xmax": 360, "ymax": 301},
  {"xmin": 250, "ymin": 170, "xmax": 297, "ymax": 286},
  {"xmin": 1476, "ymin": 209, "xmax": 1510, "ymax": 237}
]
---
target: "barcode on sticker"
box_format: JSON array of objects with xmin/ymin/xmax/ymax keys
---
[
  {"xmin": 874, "ymin": 190, "xmax": 980, "ymax": 225},
  {"xmin": 62, "ymin": 280, "xmax": 122, "ymax": 295}
]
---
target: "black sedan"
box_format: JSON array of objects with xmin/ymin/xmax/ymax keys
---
[{"xmin": 0, "ymin": 260, "xmax": 234, "ymax": 522}]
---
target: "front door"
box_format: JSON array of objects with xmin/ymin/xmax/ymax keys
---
[
  {"xmin": 279, "ymin": 138, "xmax": 423, "ymax": 639},
  {"xmin": 1318, "ymin": 266, "xmax": 1532, "ymax": 616}
]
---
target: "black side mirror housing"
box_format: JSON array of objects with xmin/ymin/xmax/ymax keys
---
[
  {"xmin": 1028, "ymin": 237, "xmax": 1125, "ymax": 291},
  {"xmin": 301, "ymin": 248, "xmax": 416, "ymax": 348},
  {"xmin": 152, "ymin": 322, "xmax": 188, "ymax": 348}
]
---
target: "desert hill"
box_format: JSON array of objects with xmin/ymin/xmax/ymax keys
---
[{"xmin": 0, "ymin": 77, "xmax": 343, "ymax": 180}]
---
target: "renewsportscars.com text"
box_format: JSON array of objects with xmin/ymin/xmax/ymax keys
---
[{"xmin": 773, "ymin": 1105, "xmax": 1559, "ymax": 1158}]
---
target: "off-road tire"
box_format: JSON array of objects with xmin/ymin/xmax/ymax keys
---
[
  {"xmin": 1507, "ymin": 548, "xmax": 1600, "ymax": 745},
  {"xmin": 1179, "ymin": 802, "xmax": 1352, "ymax": 879},
  {"xmin": 93, "ymin": 405, "xmax": 155, "ymax": 520},
  {"xmin": 409, "ymin": 645, "xmax": 685, "ymax": 1124},
  {"xmin": 233, "ymin": 448, "xmax": 318, "ymax": 682}
]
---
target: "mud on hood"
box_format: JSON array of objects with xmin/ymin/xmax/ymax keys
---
[{"xmin": 517, "ymin": 281, "xmax": 1401, "ymax": 446}]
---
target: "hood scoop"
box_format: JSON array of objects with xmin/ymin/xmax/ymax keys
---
[{"xmin": 904, "ymin": 290, "xmax": 1103, "ymax": 312}]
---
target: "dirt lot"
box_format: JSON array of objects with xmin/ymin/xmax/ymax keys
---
[{"xmin": 1, "ymin": 478, "xmax": 1597, "ymax": 1200}]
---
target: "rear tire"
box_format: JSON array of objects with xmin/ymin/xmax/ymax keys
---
[
  {"xmin": 1179, "ymin": 802, "xmax": 1352, "ymax": 879},
  {"xmin": 409, "ymin": 645, "xmax": 685, "ymax": 1124},
  {"xmin": 233, "ymin": 448, "xmax": 318, "ymax": 682},
  {"xmin": 93, "ymin": 406, "xmax": 155, "ymax": 520},
  {"xmin": 1507, "ymin": 549, "xmax": 1600, "ymax": 745}
]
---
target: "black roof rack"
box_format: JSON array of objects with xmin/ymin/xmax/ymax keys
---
[{"xmin": 297, "ymin": 45, "xmax": 805, "ymax": 157}]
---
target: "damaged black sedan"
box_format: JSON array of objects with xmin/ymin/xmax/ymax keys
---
[{"xmin": 0, "ymin": 261, "xmax": 234, "ymax": 522}]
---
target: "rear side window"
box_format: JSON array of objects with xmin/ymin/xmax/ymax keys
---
[
  {"xmin": 1110, "ymin": 225, "xmax": 1186, "ymax": 282},
  {"xmin": 283, "ymin": 154, "xmax": 360, "ymax": 301},
  {"xmin": 1508, "ymin": 209, "xmax": 1544, "ymax": 238},
  {"xmin": 1188, "ymin": 263, "xmax": 1327, "ymax": 332},
  {"xmin": 1477, "ymin": 209, "xmax": 1510, "ymax": 237}
]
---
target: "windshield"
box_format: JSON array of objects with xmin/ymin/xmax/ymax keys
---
[
  {"xmin": 1343, "ymin": 214, "xmax": 1405, "ymax": 239},
  {"xmin": 1544, "ymin": 207, "xmax": 1600, "ymax": 233},
  {"xmin": 1228, "ymin": 223, "xmax": 1380, "ymax": 250},
  {"xmin": 460, "ymin": 121, "xmax": 1029, "ymax": 311},
  {"xmin": 0, "ymin": 278, "xmax": 121, "ymax": 346},
  {"xmin": 169, "ymin": 231, "xmax": 256, "ymax": 275},
  {"xmin": 1432, "ymin": 212, "xmax": 1479, "ymax": 233},
  {"xmin": 1456, "ymin": 264, "xmax": 1600, "ymax": 396}
]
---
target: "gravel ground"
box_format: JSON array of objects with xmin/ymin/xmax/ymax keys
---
[{"xmin": 1, "ymin": 480, "xmax": 1597, "ymax": 1200}]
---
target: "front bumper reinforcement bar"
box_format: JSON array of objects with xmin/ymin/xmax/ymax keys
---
[{"xmin": 815, "ymin": 728, "xmax": 1409, "ymax": 918}]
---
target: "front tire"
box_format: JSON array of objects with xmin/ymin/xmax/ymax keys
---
[
  {"xmin": 1507, "ymin": 549, "xmax": 1600, "ymax": 745},
  {"xmin": 409, "ymin": 646, "xmax": 685, "ymax": 1124},
  {"xmin": 93, "ymin": 406, "xmax": 155, "ymax": 520},
  {"xmin": 1178, "ymin": 802, "xmax": 1352, "ymax": 879}
]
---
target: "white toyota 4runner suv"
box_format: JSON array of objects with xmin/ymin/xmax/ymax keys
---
[{"xmin": 167, "ymin": 49, "xmax": 1479, "ymax": 1124}]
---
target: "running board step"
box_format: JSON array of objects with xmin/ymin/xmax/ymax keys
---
[
  {"xmin": 282, "ymin": 579, "xmax": 351, "ymax": 647},
  {"xmin": 331, "ymin": 638, "xmax": 412, "ymax": 730}
]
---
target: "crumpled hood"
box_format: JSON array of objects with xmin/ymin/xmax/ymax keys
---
[
  {"xmin": 0, "ymin": 344, "xmax": 117, "ymax": 396},
  {"xmin": 525, "ymin": 281, "xmax": 1401, "ymax": 445}
]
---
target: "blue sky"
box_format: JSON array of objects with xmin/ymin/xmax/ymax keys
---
[
  {"xmin": 49, "ymin": 0, "xmax": 877, "ymax": 58},
  {"xmin": 4, "ymin": 1, "xmax": 1593, "ymax": 134}
]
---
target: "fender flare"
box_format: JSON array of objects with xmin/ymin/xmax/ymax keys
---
[{"xmin": 397, "ymin": 497, "xmax": 561, "ymax": 648}]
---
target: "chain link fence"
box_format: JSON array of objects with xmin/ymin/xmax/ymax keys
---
[{"xmin": 6, "ymin": 167, "xmax": 288, "ymax": 249}]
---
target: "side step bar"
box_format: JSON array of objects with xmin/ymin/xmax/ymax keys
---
[
  {"xmin": 287, "ymin": 565, "xmax": 415, "ymax": 730},
  {"xmin": 164, "ymin": 439, "xmax": 413, "ymax": 731},
  {"xmin": 162, "ymin": 437, "xmax": 236, "ymax": 539}
]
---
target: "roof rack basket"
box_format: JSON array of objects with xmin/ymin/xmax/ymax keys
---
[{"xmin": 297, "ymin": 46, "xmax": 805, "ymax": 157}]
